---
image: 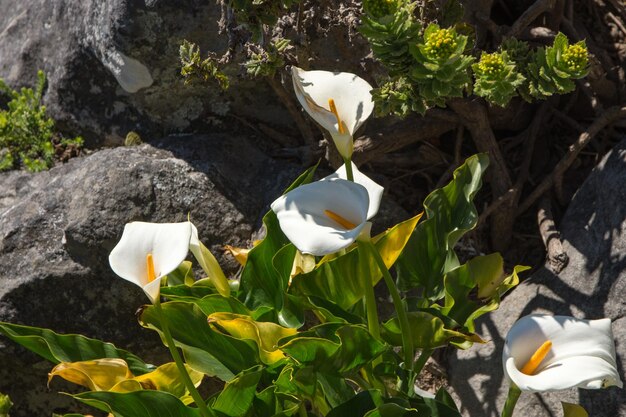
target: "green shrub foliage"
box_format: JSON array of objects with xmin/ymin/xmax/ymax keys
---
[{"xmin": 0, "ymin": 71, "xmax": 83, "ymax": 172}]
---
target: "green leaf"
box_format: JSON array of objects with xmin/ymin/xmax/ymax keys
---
[
  {"xmin": 291, "ymin": 213, "xmax": 421, "ymax": 310},
  {"xmin": 166, "ymin": 261, "xmax": 195, "ymax": 286},
  {"xmin": 280, "ymin": 323, "xmax": 386, "ymax": 374},
  {"xmin": 208, "ymin": 312, "xmax": 297, "ymax": 364},
  {"xmin": 213, "ymin": 366, "xmax": 263, "ymax": 416},
  {"xmin": 0, "ymin": 322, "xmax": 152, "ymax": 375},
  {"xmin": 439, "ymin": 255, "xmax": 528, "ymax": 336},
  {"xmin": 240, "ymin": 164, "xmax": 318, "ymax": 312},
  {"xmin": 327, "ymin": 390, "xmax": 384, "ymax": 417},
  {"xmin": 139, "ymin": 301, "xmax": 259, "ymax": 381},
  {"xmin": 562, "ymin": 402, "xmax": 588, "ymax": 417},
  {"xmin": 365, "ymin": 403, "xmax": 419, "ymax": 417},
  {"xmin": 73, "ymin": 390, "xmax": 200, "ymax": 417},
  {"xmin": 381, "ymin": 311, "xmax": 483, "ymax": 349},
  {"xmin": 395, "ymin": 154, "xmax": 489, "ymax": 299}
]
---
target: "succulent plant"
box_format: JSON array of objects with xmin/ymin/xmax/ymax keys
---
[
  {"xmin": 523, "ymin": 33, "xmax": 589, "ymax": 100},
  {"xmin": 362, "ymin": 0, "xmax": 399, "ymax": 18},
  {"xmin": 360, "ymin": 2, "xmax": 422, "ymax": 75},
  {"xmin": 371, "ymin": 76, "xmax": 427, "ymax": 117},
  {"xmin": 472, "ymin": 51, "xmax": 525, "ymax": 107},
  {"xmin": 408, "ymin": 24, "xmax": 475, "ymax": 107}
]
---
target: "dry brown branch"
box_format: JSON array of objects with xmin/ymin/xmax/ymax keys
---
[
  {"xmin": 507, "ymin": 0, "xmax": 556, "ymax": 38},
  {"xmin": 352, "ymin": 113, "xmax": 458, "ymax": 164},
  {"xmin": 517, "ymin": 105, "xmax": 626, "ymax": 215},
  {"xmin": 537, "ymin": 196, "xmax": 569, "ymax": 273}
]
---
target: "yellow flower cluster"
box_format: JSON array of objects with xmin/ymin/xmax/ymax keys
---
[
  {"xmin": 562, "ymin": 43, "xmax": 588, "ymax": 72},
  {"xmin": 478, "ymin": 53, "xmax": 505, "ymax": 76},
  {"xmin": 424, "ymin": 28, "xmax": 458, "ymax": 59},
  {"xmin": 363, "ymin": 0, "xmax": 397, "ymax": 18}
]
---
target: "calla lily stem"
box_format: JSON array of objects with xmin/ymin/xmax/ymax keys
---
[
  {"xmin": 154, "ymin": 298, "xmax": 212, "ymax": 417},
  {"xmin": 343, "ymin": 157, "xmax": 355, "ymax": 181},
  {"xmin": 360, "ymin": 240, "xmax": 415, "ymax": 395},
  {"xmin": 501, "ymin": 384, "xmax": 522, "ymax": 417}
]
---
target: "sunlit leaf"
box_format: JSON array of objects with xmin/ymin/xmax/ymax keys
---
[
  {"xmin": 48, "ymin": 358, "xmax": 133, "ymax": 391},
  {"xmin": 213, "ymin": 366, "xmax": 263, "ymax": 416},
  {"xmin": 381, "ymin": 311, "xmax": 483, "ymax": 349},
  {"xmin": 280, "ymin": 323, "xmax": 386, "ymax": 374},
  {"xmin": 291, "ymin": 213, "xmax": 421, "ymax": 310},
  {"xmin": 0, "ymin": 322, "xmax": 152, "ymax": 375},
  {"xmin": 439, "ymin": 255, "xmax": 528, "ymax": 335},
  {"xmin": 191, "ymin": 239, "xmax": 231, "ymax": 297},
  {"xmin": 395, "ymin": 154, "xmax": 489, "ymax": 299},
  {"xmin": 208, "ymin": 312, "xmax": 297, "ymax": 364},
  {"xmin": 139, "ymin": 301, "xmax": 259, "ymax": 381},
  {"xmin": 562, "ymin": 402, "xmax": 588, "ymax": 417}
]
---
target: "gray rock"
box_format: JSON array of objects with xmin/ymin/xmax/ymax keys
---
[
  {"xmin": 0, "ymin": 133, "xmax": 301, "ymax": 416},
  {"xmin": 0, "ymin": 1, "xmax": 373, "ymax": 147},
  {"xmin": 448, "ymin": 138, "xmax": 626, "ymax": 416}
]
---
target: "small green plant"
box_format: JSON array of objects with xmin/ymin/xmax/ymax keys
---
[
  {"xmin": 0, "ymin": 71, "xmax": 83, "ymax": 172},
  {"xmin": 523, "ymin": 33, "xmax": 589, "ymax": 100},
  {"xmin": 473, "ymin": 51, "xmax": 525, "ymax": 107},
  {"xmin": 180, "ymin": 40, "xmax": 230, "ymax": 90},
  {"xmin": 244, "ymin": 38, "xmax": 291, "ymax": 77}
]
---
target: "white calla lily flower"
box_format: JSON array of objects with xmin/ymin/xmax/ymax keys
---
[
  {"xmin": 322, "ymin": 162, "xmax": 384, "ymax": 220},
  {"xmin": 291, "ymin": 66, "xmax": 374, "ymax": 159},
  {"xmin": 109, "ymin": 221, "xmax": 194, "ymax": 303},
  {"xmin": 503, "ymin": 314, "xmax": 623, "ymax": 392},
  {"xmin": 272, "ymin": 179, "xmax": 372, "ymax": 256}
]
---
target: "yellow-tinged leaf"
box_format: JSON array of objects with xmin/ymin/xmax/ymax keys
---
[
  {"xmin": 194, "ymin": 241, "xmax": 231, "ymax": 297},
  {"xmin": 372, "ymin": 211, "xmax": 424, "ymax": 267},
  {"xmin": 208, "ymin": 313, "xmax": 297, "ymax": 364},
  {"xmin": 112, "ymin": 362, "xmax": 203, "ymax": 396},
  {"xmin": 472, "ymin": 253, "xmax": 506, "ymax": 299},
  {"xmin": 48, "ymin": 358, "xmax": 133, "ymax": 391},
  {"xmin": 562, "ymin": 402, "xmax": 588, "ymax": 417},
  {"xmin": 224, "ymin": 245, "xmax": 251, "ymax": 266},
  {"xmin": 290, "ymin": 251, "xmax": 315, "ymax": 284}
]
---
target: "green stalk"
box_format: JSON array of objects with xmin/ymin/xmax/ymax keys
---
[
  {"xmin": 299, "ymin": 402, "xmax": 308, "ymax": 417},
  {"xmin": 501, "ymin": 384, "xmax": 522, "ymax": 417},
  {"xmin": 343, "ymin": 156, "xmax": 354, "ymax": 181},
  {"xmin": 154, "ymin": 298, "xmax": 212, "ymax": 417},
  {"xmin": 360, "ymin": 240, "xmax": 415, "ymax": 394}
]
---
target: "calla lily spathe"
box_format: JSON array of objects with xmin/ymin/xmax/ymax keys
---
[
  {"xmin": 291, "ymin": 66, "xmax": 374, "ymax": 159},
  {"xmin": 109, "ymin": 221, "xmax": 194, "ymax": 303},
  {"xmin": 271, "ymin": 164, "xmax": 383, "ymax": 256},
  {"xmin": 503, "ymin": 314, "xmax": 623, "ymax": 392}
]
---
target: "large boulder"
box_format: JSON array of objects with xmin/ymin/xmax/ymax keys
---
[
  {"xmin": 448, "ymin": 138, "xmax": 626, "ymax": 416},
  {"xmin": 0, "ymin": 133, "xmax": 407, "ymax": 416},
  {"xmin": 0, "ymin": 0, "xmax": 370, "ymax": 147},
  {"xmin": 0, "ymin": 134, "xmax": 301, "ymax": 416}
]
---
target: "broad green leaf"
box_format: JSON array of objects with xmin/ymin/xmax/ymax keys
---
[
  {"xmin": 275, "ymin": 365, "xmax": 331, "ymax": 415},
  {"xmin": 161, "ymin": 283, "xmax": 215, "ymax": 300},
  {"xmin": 208, "ymin": 312, "xmax": 297, "ymax": 364},
  {"xmin": 381, "ymin": 311, "xmax": 483, "ymax": 349},
  {"xmin": 365, "ymin": 403, "xmax": 419, "ymax": 417},
  {"xmin": 167, "ymin": 261, "xmax": 195, "ymax": 287},
  {"xmin": 327, "ymin": 390, "xmax": 384, "ymax": 417},
  {"xmin": 0, "ymin": 322, "xmax": 152, "ymax": 375},
  {"xmin": 213, "ymin": 366, "xmax": 263, "ymax": 416},
  {"xmin": 139, "ymin": 301, "xmax": 259, "ymax": 381},
  {"xmin": 280, "ymin": 323, "xmax": 386, "ymax": 374},
  {"xmin": 395, "ymin": 154, "xmax": 489, "ymax": 299},
  {"xmin": 562, "ymin": 402, "xmax": 588, "ymax": 417},
  {"xmin": 439, "ymin": 255, "xmax": 528, "ymax": 335},
  {"xmin": 73, "ymin": 390, "xmax": 200, "ymax": 417},
  {"xmin": 240, "ymin": 164, "xmax": 318, "ymax": 312},
  {"xmin": 253, "ymin": 385, "xmax": 301, "ymax": 417},
  {"xmin": 291, "ymin": 213, "xmax": 421, "ymax": 310}
]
